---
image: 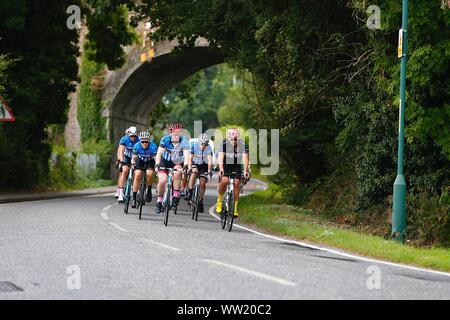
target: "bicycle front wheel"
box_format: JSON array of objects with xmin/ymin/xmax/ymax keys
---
[
  {"xmin": 164, "ymin": 187, "xmax": 171, "ymax": 226},
  {"xmin": 194, "ymin": 186, "xmax": 200, "ymax": 222},
  {"xmin": 227, "ymin": 191, "xmax": 234, "ymax": 232},
  {"xmin": 221, "ymin": 194, "xmax": 227, "ymax": 229}
]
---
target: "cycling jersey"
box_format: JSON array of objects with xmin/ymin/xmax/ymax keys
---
[
  {"xmin": 217, "ymin": 139, "xmax": 249, "ymax": 165},
  {"xmin": 132, "ymin": 141, "xmax": 158, "ymax": 162},
  {"xmin": 190, "ymin": 142, "xmax": 213, "ymax": 165},
  {"xmin": 119, "ymin": 135, "xmax": 140, "ymax": 158},
  {"xmin": 159, "ymin": 135, "xmax": 189, "ymax": 163}
]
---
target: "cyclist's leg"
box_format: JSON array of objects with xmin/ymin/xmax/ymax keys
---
[
  {"xmin": 172, "ymin": 163, "xmax": 183, "ymax": 205},
  {"xmin": 146, "ymin": 160, "xmax": 155, "ymax": 202},
  {"xmin": 188, "ymin": 166, "xmax": 198, "ymax": 199},
  {"xmin": 216, "ymin": 172, "xmax": 229, "ymax": 213},
  {"xmin": 118, "ymin": 157, "xmax": 131, "ymax": 202},
  {"xmin": 233, "ymin": 169, "xmax": 243, "ymax": 217},
  {"xmin": 156, "ymin": 158, "xmax": 172, "ymax": 212}
]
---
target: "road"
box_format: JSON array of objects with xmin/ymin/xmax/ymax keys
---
[{"xmin": 0, "ymin": 179, "xmax": 449, "ymax": 300}]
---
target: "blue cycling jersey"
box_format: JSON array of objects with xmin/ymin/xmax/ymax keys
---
[
  {"xmin": 119, "ymin": 135, "xmax": 140, "ymax": 158},
  {"xmin": 132, "ymin": 141, "xmax": 158, "ymax": 162},
  {"xmin": 190, "ymin": 143, "xmax": 213, "ymax": 165},
  {"xmin": 159, "ymin": 135, "xmax": 189, "ymax": 162}
]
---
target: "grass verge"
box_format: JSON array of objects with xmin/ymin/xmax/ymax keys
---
[{"xmin": 239, "ymin": 186, "xmax": 450, "ymax": 272}]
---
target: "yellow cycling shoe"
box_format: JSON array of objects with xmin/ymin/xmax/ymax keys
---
[
  {"xmin": 233, "ymin": 211, "xmax": 239, "ymax": 218},
  {"xmin": 233, "ymin": 201, "xmax": 239, "ymax": 218},
  {"xmin": 216, "ymin": 200, "xmax": 223, "ymax": 213}
]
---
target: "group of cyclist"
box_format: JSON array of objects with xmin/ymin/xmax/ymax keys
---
[{"xmin": 115, "ymin": 123, "xmax": 250, "ymax": 218}]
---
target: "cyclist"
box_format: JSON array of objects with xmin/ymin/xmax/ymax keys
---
[
  {"xmin": 154, "ymin": 123, "xmax": 190, "ymax": 214},
  {"xmin": 117, "ymin": 126, "xmax": 140, "ymax": 203},
  {"xmin": 186, "ymin": 133, "xmax": 213, "ymax": 213},
  {"xmin": 216, "ymin": 128, "xmax": 249, "ymax": 218},
  {"xmin": 115, "ymin": 128, "xmax": 130, "ymax": 198},
  {"xmin": 130, "ymin": 131, "xmax": 158, "ymax": 208}
]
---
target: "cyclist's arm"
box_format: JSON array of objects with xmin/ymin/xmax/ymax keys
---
[
  {"xmin": 207, "ymin": 154, "xmax": 213, "ymax": 172},
  {"xmin": 118, "ymin": 145, "xmax": 125, "ymax": 162},
  {"xmin": 183, "ymin": 148, "xmax": 190, "ymax": 167},
  {"xmin": 217, "ymin": 152, "xmax": 224, "ymax": 172},
  {"xmin": 243, "ymin": 152, "xmax": 249, "ymax": 173},
  {"xmin": 155, "ymin": 146, "xmax": 165, "ymax": 166}
]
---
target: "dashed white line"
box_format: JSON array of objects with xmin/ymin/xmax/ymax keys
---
[
  {"xmin": 141, "ymin": 238, "xmax": 181, "ymax": 252},
  {"xmin": 141, "ymin": 238, "xmax": 181, "ymax": 251},
  {"xmin": 208, "ymin": 205, "xmax": 450, "ymax": 278},
  {"xmin": 109, "ymin": 223, "xmax": 129, "ymax": 232},
  {"xmin": 203, "ymin": 259, "xmax": 297, "ymax": 287}
]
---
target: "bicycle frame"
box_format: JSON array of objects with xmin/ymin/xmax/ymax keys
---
[{"xmin": 159, "ymin": 167, "xmax": 183, "ymax": 226}]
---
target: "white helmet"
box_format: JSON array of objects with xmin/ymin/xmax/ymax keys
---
[
  {"xmin": 128, "ymin": 126, "xmax": 138, "ymax": 136},
  {"xmin": 198, "ymin": 133, "xmax": 209, "ymax": 144},
  {"xmin": 139, "ymin": 131, "xmax": 152, "ymax": 141}
]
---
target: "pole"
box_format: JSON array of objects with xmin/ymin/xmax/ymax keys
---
[{"xmin": 392, "ymin": 0, "xmax": 409, "ymax": 243}]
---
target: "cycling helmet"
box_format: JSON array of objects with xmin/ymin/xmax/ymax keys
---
[
  {"xmin": 198, "ymin": 133, "xmax": 209, "ymax": 144},
  {"xmin": 125, "ymin": 127, "xmax": 131, "ymax": 135},
  {"xmin": 129, "ymin": 126, "xmax": 138, "ymax": 136},
  {"xmin": 227, "ymin": 128, "xmax": 240, "ymax": 141},
  {"xmin": 168, "ymin": 123, "xmax": 183, "ymax": 133},
  {"xmin": 139, "ymin": 131, "xmax": 151, "ymax": 141}
]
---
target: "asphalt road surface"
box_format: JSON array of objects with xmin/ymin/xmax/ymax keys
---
[{"xmin": 0, "ymin": 178, "xmax": 449, "ymax": 300}]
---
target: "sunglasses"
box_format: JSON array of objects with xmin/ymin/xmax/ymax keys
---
[{"xmin": 141, "ymin": 140, "xmax": 149, "ymax": 144}]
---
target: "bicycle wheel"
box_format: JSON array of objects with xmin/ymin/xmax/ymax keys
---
[
  {"xmin": 191, "ymin": 185, "xmax": 197, "ymax": 220},
  {"xmin": 124, "ymin": 181, "xmax": 131, "ymax": 214},
  {"xmin": 123, "ymin": 171, "xmax": 133, "ymax": 214},
  {"xmin": 221, "ymin": 193, "xmax": 228, "ymax": 229},
  {"xmin": 164, "ymin": 185, "xmax": 171, "ymax": 226},
  {"xmin": 194, "ymin": 185, "xmax": 200, "ymax": 221},
  {"xmin": 138, "ymin": 180, "xmax": 146, "ymax": 220},
  {"xmin": 227, "ymin": 191, "xmax": 235, "ymax": 232}
]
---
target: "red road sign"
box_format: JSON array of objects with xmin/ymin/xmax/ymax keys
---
[{"xmin": 0, "ymin": 96, "xmax": 15, "ymax": 122}]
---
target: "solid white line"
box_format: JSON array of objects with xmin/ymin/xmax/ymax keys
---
[
  {"xmin": 100, "ymin": 211, "xmax": 110, "ymax": 220},
  {"xmin": 102, "ymin": 203, "xmax": 118, "ymax": 212},
  {"xmin": 109, "ymin": 222, "xmax": 129, "ymax": 232},
  {"xmin": 203, "ymin": 259, "xmax": 297, "ymax": 287},
  {"xmin": 208, "ymin": 205, "xmax": 450, "ymax": 278},
  {"xmin": 141, "ymin": 238, "xmax": 181, "ymax": 252}
]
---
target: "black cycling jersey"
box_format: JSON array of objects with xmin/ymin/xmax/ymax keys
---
[{"xmin": 217, "ymin": 139, "xmax": 249, "ymax": 166}]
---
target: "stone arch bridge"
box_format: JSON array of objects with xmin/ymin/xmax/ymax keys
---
[{"xmin": 64, "ymin": 27, "xmax": 223, "ymax": 148}]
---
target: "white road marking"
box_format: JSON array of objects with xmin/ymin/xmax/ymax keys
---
[
  {"xmin": 100, "ymin": 211, "xmax": 110, "ymax": 220},
  {"xmin": 83, "ymin": 193, "xmax": 116, "ymax": 199},
  {"xmin": 109, "ymin": 223, "xmax": 129, "ymax": 232},
  {"xmin": 208, "ymin": 205, "xmax": 450, "ymax": 278},
  {"xmin": 102, "ymin": 203, "xmax": 118, "ymax": 212},
  {"xmin": 141, "ymin": 238, "xmax": 181, "ymax": 252},
  {"xmin": 203, "ymin": 259, "xmax": 297, "ymax": 287}
]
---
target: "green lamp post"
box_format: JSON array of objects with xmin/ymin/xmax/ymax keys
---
[{"xmin": 392, "ymin": 0, "xmax": 409, "ymax": 243}]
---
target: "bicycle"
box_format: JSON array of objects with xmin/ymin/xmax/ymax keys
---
[
  {"xmin": 136, "ymin": 168, "xmax": 147, "ymax": 220},
  {"xmin": 123, "ymin": 166, "xmax": 135, "ymax": 214},
  {"xmin": 189, "ymin": 166, "xmax": 210, "ymax": 221},
  {"xmin": 159, "ymin": 167, "xmax": 183, "ymax": 226},
  {"xmin": 219, "ymin": 172, "xmax": 248, "ymax": 232}
]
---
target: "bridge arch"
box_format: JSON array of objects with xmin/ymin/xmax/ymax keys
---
[{"xmin": 102, "ymin": 40, "xmax": 224, "ymax": 143}]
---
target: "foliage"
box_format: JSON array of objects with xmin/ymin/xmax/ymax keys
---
[
  {"xmin": 0, "ymin": 0, "xmax": 80, "ymax": 189},
  {"xmin": 81, "ymin": 139, "xmax": 115, "ymax": 179},
  {"xmin": 78, "ymin": 46, "xmax": 107, "ymax": 143}
]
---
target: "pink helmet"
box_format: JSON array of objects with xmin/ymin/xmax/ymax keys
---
[
  {"xmin": 168, "ymin": 123, "xmax": 183, "ymax": 133},
  {"xmin": 227, "ymin": 128, "xmax": 240, "ymax": 141}
]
